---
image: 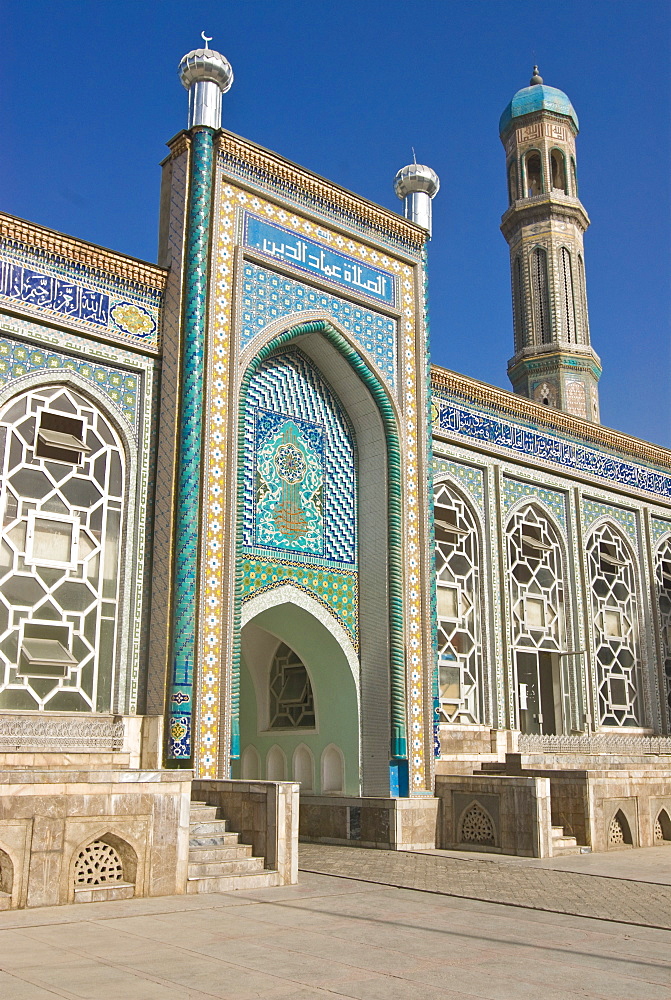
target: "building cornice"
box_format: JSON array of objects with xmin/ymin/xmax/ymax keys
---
[
  {"xmin": 501, "ymin": 195, "xmax": 590, "ymax": 238},
  {"xmin": 212, "ymin": 130, "xmax": 427, "ymax": 250},
  {"xmin": 431, "ymin": 366, "xmax": 671, "ymax": 471},
  {"xmin": 0, "ymin": 212, "xmax": 167, "ymax": 291}
]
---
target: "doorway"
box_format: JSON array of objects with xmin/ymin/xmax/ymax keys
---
[{"xmin": 516, "ymin": 650, "xmax": 562, "ymax": 735}]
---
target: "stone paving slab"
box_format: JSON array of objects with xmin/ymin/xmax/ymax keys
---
[
  {"xmin": 299, "ymin": 843, "xmax": 671, "ymax": 929},
  {"xmin": 0, "ymin": 873, "xmax": 670, "ymax": 999}
]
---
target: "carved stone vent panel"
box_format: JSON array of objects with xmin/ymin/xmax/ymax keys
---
[
  {"xmin": 655, "ymin": 809, "xmax": 671, "ymax": 843},
  {"xmin": 0, "ymin": 386, "xmax": 125, "ymax": 713},
  {"xmin": 459, "ymin": 803, "xmax": 495, "ymax": 845},
  {"xmin": 586, "ymin": 523, "xmax": 642, "ymax": 727},
  {"xmin": 607, "ymin": 810, "xmax": 632, "ymax": 847},
  {"xmin": 654, "ymin": 537, "xmax": 671, "ymax": 727},
  {"xmin": 74, "ymin": 841, "xmax": 124, "ymax": 885},
  {"xmin": 434, "ymin": 481, "xmax": 483, "ymax": 724}
]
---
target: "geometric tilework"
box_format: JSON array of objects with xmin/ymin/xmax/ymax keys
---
[
  {"xmin": 652, "ymin": 517, "xmax": 671, "ymax": 546},
  {"xmin": 502, "ymin": 478, "xmax": 567, "ymax": 529},
  {"xmin": 243, "ymin": 348, "xmax": 357, "ymax": 568},
  {"xmin": 0, "ymin": 336, "xmax": 138, "ymax": 426},
  {"xmin": 241, "ymin": 263, "xmax": 397, "ymax": 391},
  {"xmin": 168, "ymin": 128, "xmax": 214, "ymax": 761},
  {"xmin": 582, "ymin": 499, "xmax": 637, "ymax": 543},
  {"xmin": 240, "ymin": 556, "xmax": 358, "ymax": 644},
  {"xmin": 432, "ymin": 457, "xmax": 485, "ymax": 511},
  {"xmin": 435, "ymin": 396, "xmax": 671, "ymax": 502}
]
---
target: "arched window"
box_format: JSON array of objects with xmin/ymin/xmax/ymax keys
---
[
  {"xmin": 586, "ymin": 523, "xmax": 642, "ymax": 727},
  {"xmin": 560, "ymin": 247, "xmax": 576, "ymax": 343},
  {"xmin": 434, "ymin": 481, "xmax": 483, "ymax": 724},
  {"xmin": 507, "ymin": 160, "xmax": 518, "ymax": 204},
  {"xmin": 531, "ymin": 247, "xmax": 551, "ymax": 344},
  {"xmin": 577, "ymin": 254, "xmax": 590, "ymax": 345},
  {"xmin": 269, "ymin": 641, "xmax": 315, "ymax": 729},
  {"xmin": 0, "ymin": 386, "xmax": 125, "ymax": 713},
  {"xmin": 525, "ymin": 151, "xmax": 543, "ymax": 197},
  {"xmin": 571, "ymin": 157, "xmax": 578, "ymax": 197},
  {"xmin": 550, "ymin": 149, "xmax": 567, "ymax": 193},
  {"xmin": 512, "ymin": 255, "xmax": 526, "ymax": 353},
  {"xmin": 507, "ymin": 505, "xmax": 566, "ymax": 735},
  {"xmin": 655, "ymin": 536, "xmax": 671, "ymax": 727}
]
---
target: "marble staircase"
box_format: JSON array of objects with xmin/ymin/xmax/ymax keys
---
[{"xmin": 187, "ymin": 800, "xmax": 280, "ymax": 893}]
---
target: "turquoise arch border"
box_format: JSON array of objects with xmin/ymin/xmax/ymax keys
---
[{"xmin": 232, "ymin": 319, "xmax": 407, "ymax": 761}]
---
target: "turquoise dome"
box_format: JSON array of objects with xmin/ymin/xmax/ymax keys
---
[{"xmin": 499, "ymin": 84, "xmax": 579, "ymax": 135}]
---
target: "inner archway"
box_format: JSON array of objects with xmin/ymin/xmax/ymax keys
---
[{"xmin": 236, "ymin": 587, "xmax": 360, "ymax": 795}]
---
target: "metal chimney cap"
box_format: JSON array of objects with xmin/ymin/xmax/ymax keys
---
[
  {"xmin": 393, "ymin": 163, "xmax": 440, "ymax": 200},
  {"xmin": 179, "ymin": 46, "xmax": 233, "ymax": 94}
]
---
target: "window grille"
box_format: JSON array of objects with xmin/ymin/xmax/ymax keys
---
[
  {"xmin": 560, "ymin": 247, "xmax": 576, "ymax": 344},
  {"xmin": 434, "ymin": 482, "xmax": 483, "ymax": 724},
  {"xmin": 586, "ymin": 523, "xmax": 642, "ymax": 727},
  {"xmin": 507, "ymin": 506, "xmax": 565, "ymax": 653},
  {"xmin": 655, "ymin": 537, "xmax": 671, "ymax": 727},
  {"xmin": 269, "ymin": 642, "xmax": 315, "ymax": 729},
  {"xmin": 532, "ymin": 248, "xmax": 551, "ymax": 344}
]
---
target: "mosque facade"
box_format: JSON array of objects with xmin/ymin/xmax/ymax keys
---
[{"xmin": 0, "ymin": 44, "xmax": 669, "ymax": 908}]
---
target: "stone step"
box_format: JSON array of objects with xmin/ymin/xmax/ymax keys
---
[
  {"xmin": 188, "ymin": 856, "xmax": 266, "ymax": 879},
  {"xmin": 190, "ymin": 805, "xmax": 220, "ymax": 822},
  {"xmin": 189, "ymin": 834, "xmax": 242, "ymax": 849},
  {"xmin": 189, "ymin": 832, "xmax": 241, "ymax": 848},
  {"xmin": 186, "ymin": 870, "xmax": 281, "ymax": 894},
  {"xmin": 0, "ymin": 891, "xmax": 11, "ymax": 911},
  {"xmin": 188, "ymin": 844, "xmax": 253, "ymax": 863},
  {"xmin": 189, "ymin": 820, "xmax": 229, "ymax": 837},
  {"xmin": 552, "ymin": 844, "xmax": 588, "ymax": 857}
]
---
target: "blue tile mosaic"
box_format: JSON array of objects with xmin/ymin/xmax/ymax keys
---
[
  {"xmin": 436, "ymin": 396, "xmax": 671, "ymax": 502},
  {"xmin": 243, "ymin": 348, "xmax": 356, "ymax": 568},
  {"xmin": 241, "ymin": 263, "xmax": 397, "ymax": 391}
]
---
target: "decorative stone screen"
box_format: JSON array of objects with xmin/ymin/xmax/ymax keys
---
[
  {"xmin": 507, "ymin": 506, "xmax": 565, "ymax": 654},
  {"xmin": 269, "ymin": 641, "xmax": 315, "ymax": 729},
  {"xmin": 434, "ymin": 482, "xmax": 483, "ymax": 724},
  {"xmin": 459, "ymin": 802, "xmax": 495, "ymax": 846},
  {"xmin": 655, "ymin": 537, "xmax": 671, "ymax": 726},
  {"xmin": 0, "ymin": 386, "xmax": 125, "ymax": 712},
  {"xmin": 586, "ymin": 523, "xmax": 642, "ymax": 727},
  {"xmin": 74, "ymin": 840, "xmax": 125, "ymax": 885}
]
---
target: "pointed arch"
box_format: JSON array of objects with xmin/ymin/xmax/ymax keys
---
[
  {"xmin": 234, "ymin": 319, "xmax": 406, "ymax": 766},
  {"xmin": 585, "ymin": 519, "xmax": 644, "ymax": 728},
  {"xmin": 433, "ymin": 477, "xmax": 487, "ymax": 724},
  {"xmin": 654, "ymin": 534, "xmax": 671, "ymax": 727},
  {"xmin": 292, "ymin": 743, "xmax": 314, "ymax": 790}
]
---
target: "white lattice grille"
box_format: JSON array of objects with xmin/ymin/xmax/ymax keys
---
[
  {"xmin": 587, "ymin": 523, "xmax": 642, "ymax": 727},
  {"xmin": 655, "ymin": 538, "xmax": 671, "ymax": 727},
  {"xmin": 0, "ymin": 387, "xmax": 124, "ymax": 712},
  {"xmin": 269, "ymin": 642, "xmax": 315, "ymax": 729},
  {"xmin": 459, "ymin": 803, "xmax": 495, "ymax": 845},
  {"xmin": 74, "ymin": 841, "xmax": 124, "ymax": 885},
  {"xmin": 434, "ymin": 482, "xmax": 483, "ymax": 724},
  {"xmin": 608, "ymin": 815, "xmax": 625, "ymax": 845},
  {"xmin": 507, "ymin": 506, "xmax": 565, "ymax": 652},
  {"xmin": 655, "ymin": 817, "xmax": 664, "ymax": 842}
]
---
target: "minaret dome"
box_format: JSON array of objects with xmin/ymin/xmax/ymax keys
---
[
  {"xmin": 179, "ymin": 33, "xmax": 234, "ymax": 130},
  {"xmin": 394, "ymin": 163, "xmax": 440, "ymax": 236}
]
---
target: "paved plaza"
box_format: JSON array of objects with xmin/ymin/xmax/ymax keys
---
[{"xmin": 0, "ymin": 846, "xmax": 670, "ymax": 999}]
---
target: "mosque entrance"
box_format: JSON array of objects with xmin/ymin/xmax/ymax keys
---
[{"xmin": 516, "ymin": 650, "xmax": 562, "ymax": 735}]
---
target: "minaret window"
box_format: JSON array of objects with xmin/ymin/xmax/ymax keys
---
[
  {"xmin": 507, "ymin": 161, "xmax": 518, "ymax": 205},
  {"xmin": 577, "ymin": 254, "xmax": 589, "ymax": 345},
  {"xmin": 550, "ymin": 149, "xmax": 567, "ymax": 194},
  {"xmin": 512, "ymin": 256, "xmax": 526, "ymax": 352},
  {"xmin": 532, "ymin": 247, "xmax": 551, "ymax": 344},
  {"xmin": 524, "ymin": 152, "xmax": 543, "ymax": 197},
  {"xmin": 560, "ymin": 247, "xmax": 576, "ymax": 343}
]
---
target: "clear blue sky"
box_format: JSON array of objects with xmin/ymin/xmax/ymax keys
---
[{"xmin": 2, "ymin": 0, "xmax": 669, "ymax": 446}]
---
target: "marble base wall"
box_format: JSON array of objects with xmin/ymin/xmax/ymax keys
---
[
  {"xmin": 0, "ymin": 769, "xmax": 192, "ymax": 909},
  {"xmin": 192, "ymin": 779, "xmax": 299, "ymax": 884},
  {"xmin": 299, "ymin": 794, "xmax": 439, "ymax": 850},
  {"xmin": 435, "ymin": 774, "xmax": 553, "ymax": 857}
]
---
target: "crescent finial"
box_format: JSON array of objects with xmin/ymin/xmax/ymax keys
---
[{"xmin": 201, "ymin": 31, "xmax": 213, "ymax": 49}]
